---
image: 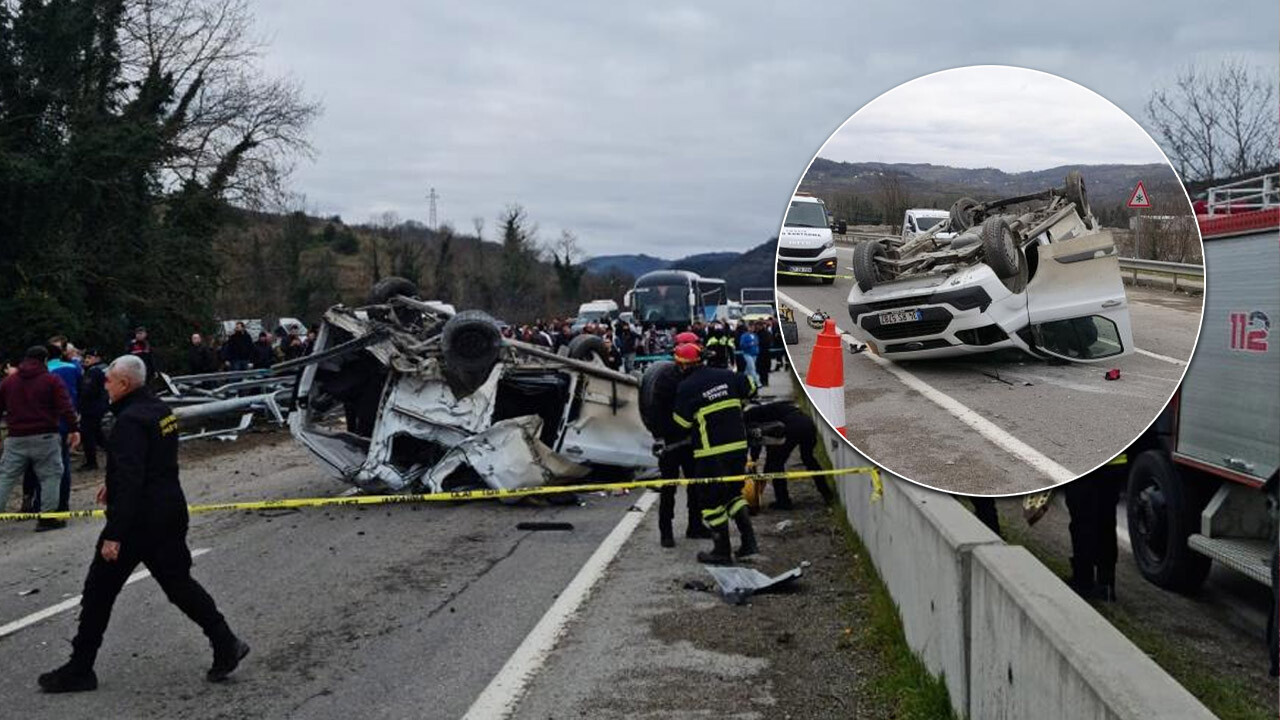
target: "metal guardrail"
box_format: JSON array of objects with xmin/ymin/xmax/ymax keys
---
[{"xmin": 1118, "ymin": 257, "xmax": 1203, "ymax": 292}]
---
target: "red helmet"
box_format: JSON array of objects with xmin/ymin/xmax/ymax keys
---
[
  {"xmin": 673, "ymin": 343, "xmax": 703, "ymax": 365},
  {"xmin": 674, "ymin": 331, "xmax": 701, "ymax": 345}
]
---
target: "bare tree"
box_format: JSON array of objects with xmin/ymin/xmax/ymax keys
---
[
  {"xmin": 1146, "ymin": 60, "xmax": 1278, "ymax": 182},
  {"xmin": 119, "ymin": 0, "xmax": 322, "ymax": 207},
  {"xmin": 471, "ymin": 216, "xmax": 485, "ymax": 241},
  {"xmin": 875, "ymin": 172, "xmax": 910, "ymax": 233}
]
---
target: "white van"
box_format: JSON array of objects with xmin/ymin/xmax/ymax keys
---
[
  {"xmin": 777, "ymin": 194, "xmax": 838, "ymax": 284},
  {"xmin": 901, "ymin": 208, "xmax": 955, "ymax": 243},
  {"xmin": 572, "ymin": 299, "xmax": 619, "ymax": 331}
]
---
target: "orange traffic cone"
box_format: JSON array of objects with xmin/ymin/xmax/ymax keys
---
[{"xmin": 805, "ymin": 318, "xmax": 846, "ymax": 437}]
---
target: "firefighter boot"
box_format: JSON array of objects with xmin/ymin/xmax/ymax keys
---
[
  {"xmin": 38, "ymin": 661, "xmax": 98, "ymax": 693},
  {"xmin": 696, "ymin": 526, "xmax": 734, "ymax": 566},
  {"xmin": 658, "ymin": 491, "xmax": 676, "ymax": 548},
  {"xmin": 207, "ymin": 625, "xmax": 250, "ymax": 682},
  {"xmin": 732, "ymin": 508, "xmax": 759, "ymax": 558},
  {"xmin": 1094, "ymin": 565, "xmax": 1117, "ymax": 603}
]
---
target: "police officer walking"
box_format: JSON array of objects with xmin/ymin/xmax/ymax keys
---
[
  {"xmin": 39, "ymin": 355, "xmax": 249, "ymax": 693},
  {"xmin": 672, "ymin": 342, "xmax": 758, "ymax": 565}
]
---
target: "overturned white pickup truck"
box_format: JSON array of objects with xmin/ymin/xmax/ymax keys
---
[
  {"xmin": 847, "ymin": 172, "xmax": 1137, "ymax": 362},
  {"xmin": 286, "ymin": 279, "xmax": 656, "ymax": 493}
]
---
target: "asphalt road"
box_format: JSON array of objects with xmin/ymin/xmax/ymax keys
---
[
  {"xmin": 0, "ymin": 437, "xmax": 645, "ymax": 718},
  {"xmin": 779, "ymin": 243, "xmax": 1202, "ymax": 495}
]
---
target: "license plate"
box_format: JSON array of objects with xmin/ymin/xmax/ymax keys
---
[
  {"xmin": 878, "ymin": 309, "xmax": 921, "ymax": 325},
  {"xmin": 787, "ymin": 265, "xmax": 812, "ymax": 273}
]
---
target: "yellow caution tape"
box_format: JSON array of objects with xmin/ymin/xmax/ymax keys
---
[
  {"xmin": 0, "ymin": 466, "xmax": 883, "ymax": 522},
  {"xmin": 776, "ymin": 271, "xmax": 855, "ymax": 279},
  {"xmin": 1105, "ymin": 453, "xmax": 1128, "ymax": 466}
]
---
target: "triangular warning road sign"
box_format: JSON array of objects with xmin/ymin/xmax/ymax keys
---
[{"xmin": 1127, "ymin": 181, "xmax": 1151, "ymax": 208}]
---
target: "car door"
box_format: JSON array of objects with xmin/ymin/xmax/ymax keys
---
[{"xmin": 1023, "ymin": 230, "xmax": 1134, "ymax": 362}]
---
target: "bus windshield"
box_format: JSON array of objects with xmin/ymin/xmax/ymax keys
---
[{"xmin": 632, "ymin": 284, "xmax": 692, "ymax": 327}]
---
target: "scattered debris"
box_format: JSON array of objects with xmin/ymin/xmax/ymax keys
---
[
  {"xmin": 17, "ymin": 588, "xmax": 39, "ymax": 597},
  {"xmin": 704, "ymin": 564, "xmax": 805, "ymax": 605},
  {"xmin": 1105, "ymin": 368, "xmax": 1121, "ymax": 381},
  {"xmin": 516, "ymin": 521, "xmax": 575, "ymax": 532},
  {"xmin": 774, "ymin": 520, "xmax": 794, "ymax": 533}
]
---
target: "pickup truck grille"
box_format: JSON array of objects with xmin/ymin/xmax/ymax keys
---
[{"xmin": 859, "ymin": 307, "xmax": 953, "ymax": 341}]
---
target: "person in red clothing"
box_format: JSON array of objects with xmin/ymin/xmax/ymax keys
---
[{"xmin": 0, "ymin": 346, "xmax": 80, "ymax": 530}]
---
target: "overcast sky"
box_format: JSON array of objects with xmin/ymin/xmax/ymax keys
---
[
  {"xmin": 253, "ymin": 1, "xmax": 1277, "ymax": 257},
  {"xmin": 817, "ymin": 66, "xmax": 1170, "ymax": 171}
]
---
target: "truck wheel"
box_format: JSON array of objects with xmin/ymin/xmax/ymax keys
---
[
  {"xmin": 1126, "ymin": 450, "xmax": 1212, "ymax": 593},
  {"xmin": 949, "ymin": 197, "xmax": 980, "ymax": 231},
  {"xmin": 567, "ymin": 334, "xmax": 607, "ymax": 363},
  {"xmin": 852, "ymin": 241, "xmax": 886, "ymax": 293},
  {"xmin": 639, "ymin": 361, "xmax": 679, "ymax": 435},
  {"xmin": 441, "ymin": 310, "xmax": 503, "ymax": 375},
  {"xmin": 367, "ymin": 276, "xmax": 419, "ymax": 305},
  {"xmin": 1064, "ymin": 170, "xmax": 1091, "ymax": 223},
  {"xmin": 980, "ymin": 217, "xmax": 1022, "ymax": 280}
]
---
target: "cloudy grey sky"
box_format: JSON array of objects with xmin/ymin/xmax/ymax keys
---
[
  {"xmin": 253, "ymin": 0, "xmax": 1277, "ymax": 257},
  {"xmin": 818, "ymin": 66, "xmax": 1169, "ymax": 171}
]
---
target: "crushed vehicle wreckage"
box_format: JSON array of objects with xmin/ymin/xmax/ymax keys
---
[
  {"xmin": 846, "ymin": 171, "xmax": 1136, "ymax": 362},
  {"xmin": 286, "ymin": 280, "xmax": 656, "ymax": 494}
]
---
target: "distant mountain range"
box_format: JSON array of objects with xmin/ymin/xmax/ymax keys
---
[
  {"xmin": 801, "ymin": 159, "xmax": 1182, "ymax": 209},
  {"xmin": 584, "ymin": 243, "xmax": 776, "ymax": 295}
]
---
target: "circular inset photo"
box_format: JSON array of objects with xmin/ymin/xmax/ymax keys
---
[{"xmin": 775, "ymin": 65, "xmax": 1205, "ymax": 496}]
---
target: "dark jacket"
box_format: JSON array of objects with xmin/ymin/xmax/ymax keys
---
[
  {"xmin": 188, "ymin": 344, "xmax": 218, "ymax": 374},
  {"xmin": 672, "ymin": 366, "xmax": 755, "ymax": 459},
  {"xmin": 251, "ymin": 339, "xmax": 277, "ymax": 369},
  {"xmin": 0, "ymin": 359, "xmax": 79, "ymax": 436},
  {"xmin": 223, "ymin": 331, "xmax": 254, "ymax": 363},
  {"xmin": 103, "ymin": 389, "xmax": 187, "ymax": 541},
  {"xmin": 79, "ymin": 363, "xmax": 109, "ymax": 417}
]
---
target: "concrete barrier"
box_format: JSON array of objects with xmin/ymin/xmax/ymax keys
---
[{"xmin": 814, "ymin": 415, "xmax": 1214, "ymax": 719}]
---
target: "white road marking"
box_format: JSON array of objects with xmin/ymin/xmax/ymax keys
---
[
  {"xmin": 777, "ymin": 290, "xmax": 1077, "ymax": 485},
  {"xmin": 1135, "ymin": 348, "xmax": 1188, "ymax": 366},
  {"xmin": 463, "ymin": 493, "xmax": 657, "ymax": 719},
  {"xmin": 0, "ymin": 548, "xmax": 212, "ymax": 639}
]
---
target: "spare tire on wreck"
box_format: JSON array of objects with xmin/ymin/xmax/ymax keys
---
[
  {"xmin": 639, "ymin": 361, "xmax": 680, "ymax": 436},
  {"xmin": 567, "ymin": 333, "xmax": 608, "ymax": 363},
  {"xmin": 441, "ymin": 310, "xmax": 503, "ymax": 375},
  {"xmin": 979, "ymin": 216, "xmax": 1022, "ymax": 280},
  {"xmin": 851, "ymin": 240, "xmax": 886, "ymax": 293},
  {"xmin": 367, "ymin": 276, "xmax": 420, "ymax": 305}
]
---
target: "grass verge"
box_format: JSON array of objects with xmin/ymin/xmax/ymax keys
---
[
  {"xmin": 797, "ymin": 392, "xmax": 959, "ymax": 718},
  {"xmin": 1003, "ymin": 517, "xmax": 1270, "ymax": 720}
]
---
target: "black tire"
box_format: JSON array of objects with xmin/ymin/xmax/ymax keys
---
[
  {"xmin": 980, "ymin": 216, "xmax": 1022, "ymax": 280},
  {"xmin": 441, "ymin": 310, "xmax": 503, "ymax": 375},
  {"xmin": 639, "ymin": 361, "xmax": 679, "ymax": 435},
  {"xmin": 948, "ymin": 197, "xmax": 980, "ymax": 232},
  {"xmin": 1064, "ymin": 170, "xmax": 1091, "ymax": 221},
  {"xmin": 567, "ymin": 334, "xmax": 607, "ymax": 363},
  {"xmin": 1126, "ymin": 450, "xmax": 1213, "ymax": 593},
  {"xmin": 367, "ymin": 276, "xmax": 419, "ymax": 305},
  {"xmin": 852, "ymin": 241, "xmax": 886, "ymax": 293}
]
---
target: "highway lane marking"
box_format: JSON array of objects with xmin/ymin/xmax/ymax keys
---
[
  {"xmin": 1134, "ymin": 348, "xmax": 1188, "ymax": 366},
  {"xmin": 777, "ymin": 290, "xmax": 1077, "ymax": 486},
  {"xmin": 0, "ymin": 548, "xmax": 212, "ymax": 639},
  {"xmin": 462, "ymin": 492, "xmax": 657, "ymax": 719}
]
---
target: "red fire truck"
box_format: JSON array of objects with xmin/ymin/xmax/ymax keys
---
[{"xmin": 1124, "ymin": 173, "xmax": 1278, "ymax": 591}]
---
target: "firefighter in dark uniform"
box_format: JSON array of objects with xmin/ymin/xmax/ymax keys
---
[
  {"xmin": 652, "ymin": 333, "xmax": 709, "ymax": 547},
  {"xmin": 1063, "ymin": 459, "xmax": 1126, "ymax": 602},
  {"xmin": 672, "ymin": 342, "xmax": 758, "ymax": 565},
  {"xmin": 39, "ymin": 355, "xmax": 249, "ymax": 693},
  {"xmin": 744, "ymin": 400, "xmax": 835, "ymax": 508}
]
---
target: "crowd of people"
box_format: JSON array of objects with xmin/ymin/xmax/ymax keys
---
[{"xmin": 501, "ymin": 314, "xmax": 789, "ymax": 379}]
